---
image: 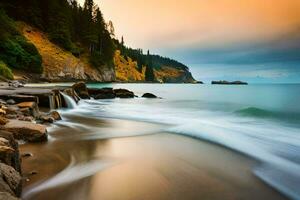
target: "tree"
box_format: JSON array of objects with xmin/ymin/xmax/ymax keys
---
[
  {"xmin": 107, "ymin": 20, "xmax": 115, "ymax": 38},
  {"xmin": 145, "ymin": 50, "xmax": 155, "ymax": 81}
]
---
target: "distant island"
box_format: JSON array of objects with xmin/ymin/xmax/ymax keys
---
[
  {"xmin": 0, "ymin": 0, "xmax": 196, "ymax": 84},
  {"xmin": 211, "ymin": 80, "xmax": 248, "ymax": 85}
]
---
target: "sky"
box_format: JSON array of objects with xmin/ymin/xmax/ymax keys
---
[{"xmin": 80, "ymin": 0, "xmax": 300, "ymax": 83}]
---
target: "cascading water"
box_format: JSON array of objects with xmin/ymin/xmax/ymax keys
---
[{"xmin": 59, "ymin": 92, "xmax": 77, "ymax": 109}]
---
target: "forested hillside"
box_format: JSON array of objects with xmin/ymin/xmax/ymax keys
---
[{"xmin": 0, "ymin": 0, "xmax": 196, "ymax": 83}]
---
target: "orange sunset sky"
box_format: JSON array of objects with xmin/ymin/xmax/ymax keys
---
[
  {"xmin": 78, "ymin": 0, "xmax": 300, "ymax": 82},
  {"xmin": 78, "ymin": 0, "xmax": 300, "ymax": 50}
]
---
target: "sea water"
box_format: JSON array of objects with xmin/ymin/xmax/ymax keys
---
[
  {"xmin": 78, "ymin": 83, "xmax": 300, "ymax": 200},
  {"xmin": 27, "ymin": 83, "xmax": 300, "ymax": 199}
]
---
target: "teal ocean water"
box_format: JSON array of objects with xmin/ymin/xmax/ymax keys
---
[
  {"xmin": 28, "ymin": 83, "xmax": 300, "ymax": 199},
  {"xmin": 85, "ymin": 83, "xmax": 300, "ymax": 200}
]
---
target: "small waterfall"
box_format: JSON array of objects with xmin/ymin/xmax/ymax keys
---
[
  {"xmin": 49, "ymin": 95, "xmax": 56, "ymax": 110},
  {"xmin": 59, "ymin": 92, "xmax": 77, "ymax": 109}
]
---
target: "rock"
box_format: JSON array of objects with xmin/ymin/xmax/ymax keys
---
[
  {"xmin": 1, "ymin": 120, "xmax": 47, "ymax": 142},
  {"xmin": 0, "ymin": 110, "xmax": 5, "ymax": 116},
  {"xmin": 0, "ymin": 131, "xmax": 20, "ymax": 172},
  {"xmin": 0, "ymin": 163, "xmax": 22, "ymax": 197},
  {"xmin": 19, "ymin": 116, "xmax": 33, "ymax": 122},
  {"xmin": 8, "ymin": 81, "xmax": 24, "ymax": 88},
  {"xmin": 72, "ymin": 82, "xmax": 90, "ymax": 99},
  {"xmin": 40, "ymin": 115, "xmax": 54, "ymax": 123},
  {"xmin": 211, "ymin": 80, "xmax": 248, "ymax": 85},
  {"xmin": 49, "ymin": 111, "xmax": 62, "ymax": 121},
  {"xmin": 0, "ymin": 192, "xmax": 19, "ymax": 200},
  {"xmin": 17, "ymin": 102, "xmax": 39, "ymax": 118},
  {"xmin": 39, "ymin": 111, "xmax": 61, "ymax": 123},
  {"xmin": 0, "ymin": 100, "xmax": 6, "ymax": 105},
  {"xmin": 29, "ymin": 171, "xmax": 37, "ymax": 176},
  {"xmin": 5, "ymin": 115, "xmax": 17, "ymax": 120},
  {"xmin": 6, "ymin": 100, "xmax": 15, "ymax": 105},
  {"xmin": 5, "ymin": 106, "xmax": 19, "ymax": 115},
  {"xmin": 21, "ymin": 153, "xmax": 32, "ymax": 158},
  {"xmin": 0, "ymin": 117, "xmax": 8, "ymax": 126},
  {"xmin": 0, "ymin": 95, "xmax": 38, "ymax": 104},
  {"xmin": 89, "ymin": 88, "xmax": 116, "ymax": 99},
  {"xmin": 114, "ymin": 89, "xmax": 135, "ymax": 98},
  {"xmin": 142, "ymin": 93, "xmax": 157, "ymax": 98}
]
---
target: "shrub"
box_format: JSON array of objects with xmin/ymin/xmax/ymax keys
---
[{"xmin": 0, "ymin": 61, "xmax": 14, "ymax": 80}]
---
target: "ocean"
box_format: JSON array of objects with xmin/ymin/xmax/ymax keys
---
[{"xmin": 25, "ymin": 83, "xmax": 300, "ymax": 200}]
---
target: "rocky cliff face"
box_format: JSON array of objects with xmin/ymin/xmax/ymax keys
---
[
  {"xmin": 20, "ymin": 24, "xmax": 115, "ymax": 82},
  {"xmin": 19, "ymin": 24, "xmax": 195, "ymax": 83},
  {"xmin": 154, "ymin": 66, "xmax": 196, "ymax": 83},
  {"xmin": 114, "ymin": 51, "xmax": 196, "ymax": 83},
  {"xmin": 114, "ymin": 50, "xmax": 146, "ymax": 82}
]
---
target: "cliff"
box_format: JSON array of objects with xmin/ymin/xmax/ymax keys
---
[
  {"xmin": 114, "ymin": 50, "xmax": 196, "ymax": 83},
  {"xmin": 20, "ymin": 24, "xmax": 115, "ymax": 82},
  {"xmin": 114, "ymin": 50, "xmax": 146, "ymax": 82}
]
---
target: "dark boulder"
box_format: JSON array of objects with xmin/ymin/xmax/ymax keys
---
[
  {"xmin": 142, "ymin": 93, "xmax": 158, "ymax": 98},
  {"xmin": 114, "ymin": 89, "xmax": 135, "ymax": 98},
  {"xmin": 89, "ymin": 88, "xmax": 116, "ymax": 99},
  {"xmin": 211, "ymin": 80, "xmax": 248, "ymax": 85},
  {"xmin": 72, "ymin": 82, "xmax": 90, "ymax": 99}
]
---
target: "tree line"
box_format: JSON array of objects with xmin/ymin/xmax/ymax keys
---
[
  {"xmin": 0, "ymin": 0, "xmax": 190, "ymax": 81},
  {"xmin": 1, "ymin": 0, "xmax": 115, "ymax": 68}
]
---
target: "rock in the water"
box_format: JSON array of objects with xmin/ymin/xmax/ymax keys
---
[
  {"xmin": 211, "ymin": 80, "xmax": 248, "ymax": 85},
  {"xmin": 142, "ymin": 93, "xmax": 157, "ymax": 98},
  {"xmin": 8, "ymin": 81, "xmax": 24, "ymax": 88},
  {"xmin": 1, "ymin": 120, "xmax": 47, "ymax": 142},
  {"xmin": 0, "ymin": 163, "xmax": 21, "ymax": 197},
  {"xmin": 114, "ymin": 89, "xmax": 135, "ymax": 98},
  {"xmin": 21, "ymin": 153, "xmax": 32, "ymax": 158},
  {"xmin": 89, "ymin": 88, "xmax": 116, "ymax": 99},
  {"xmin": 39, "ymin": 111, "xmax": 61, "ymax": 123},
  {"xmin": 39, "ymin": 115, "xmax": 54, "ymax": 123},
  {"xmin": 49, "ymin": 111, "xmax": 62, "ymax": 121},
  {"xmin": 72, "ymin": 82, "xmax": 90, "ymax": 99}
]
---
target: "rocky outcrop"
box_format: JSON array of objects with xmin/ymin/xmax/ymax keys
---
[
  {"xmin": 0, "ymin": 130, "xmax": 21, "ymax": 199},
  {"xmin": 211, "ymin": 80, "xmax": 248, "ymax": 85},
  {"xmin": 88, "ymin": 88, "xmax": 116, "ymax": 99},
  {"xmin": 154, "ymin": 66, "xmax": 196, "ymax": 83},
  {"xmin": 2, "ymin": 120, "xmax": 47, "ymax": 142},
  {"xmin": 72, "ymin": 82, "xmax": 90, "ymax": 99},
  {"xmin": 21, "ymin": 24, "xmax": 115, "ymax": 83},
  {"xmin": 142, "ymin": 93, "xmax": 158, "ymax": 98},
  {"xmin": 114, "ymin": 89, "xmax": 135, "ymax": 98}
]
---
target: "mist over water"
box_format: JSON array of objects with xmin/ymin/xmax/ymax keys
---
[
  {"xmin": 79, "ymin": 83, "xmax": 300, "ymax": 200},
  {"xmin": 25, "ymin": 83, "xmax": 300, "ymax": 200}
]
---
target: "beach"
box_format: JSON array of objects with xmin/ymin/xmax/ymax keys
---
[{"xmin": 21, "ymin": 116, "xmax": 286, "ymax": 200}]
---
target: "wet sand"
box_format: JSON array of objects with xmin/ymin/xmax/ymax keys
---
[{"xmin": 20, "ymin": 118, "xmax": 287, "ymax": 200}]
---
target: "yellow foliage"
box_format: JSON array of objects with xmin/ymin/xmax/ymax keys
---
[
  {"xmin": 154, "ymin": 66, "xmax": 185, "ymax": 82},
  {"xmin": 114, "ymin": 50, "xmax": 145, "ymax": 82}
]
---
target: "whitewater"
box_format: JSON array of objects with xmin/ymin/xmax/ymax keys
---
[{"xmin": 57, "ymin": 83, "xmax": 300, "ymax": 200}]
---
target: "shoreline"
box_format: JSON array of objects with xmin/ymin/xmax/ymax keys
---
[{"xmin": 0, "ymin": 81, "xmax": 291, "ymax": 200}]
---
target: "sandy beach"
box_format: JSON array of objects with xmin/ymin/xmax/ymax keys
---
[{"xmin": 20, "ymin": 116, "xmax": 287, "ymax": 200}]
